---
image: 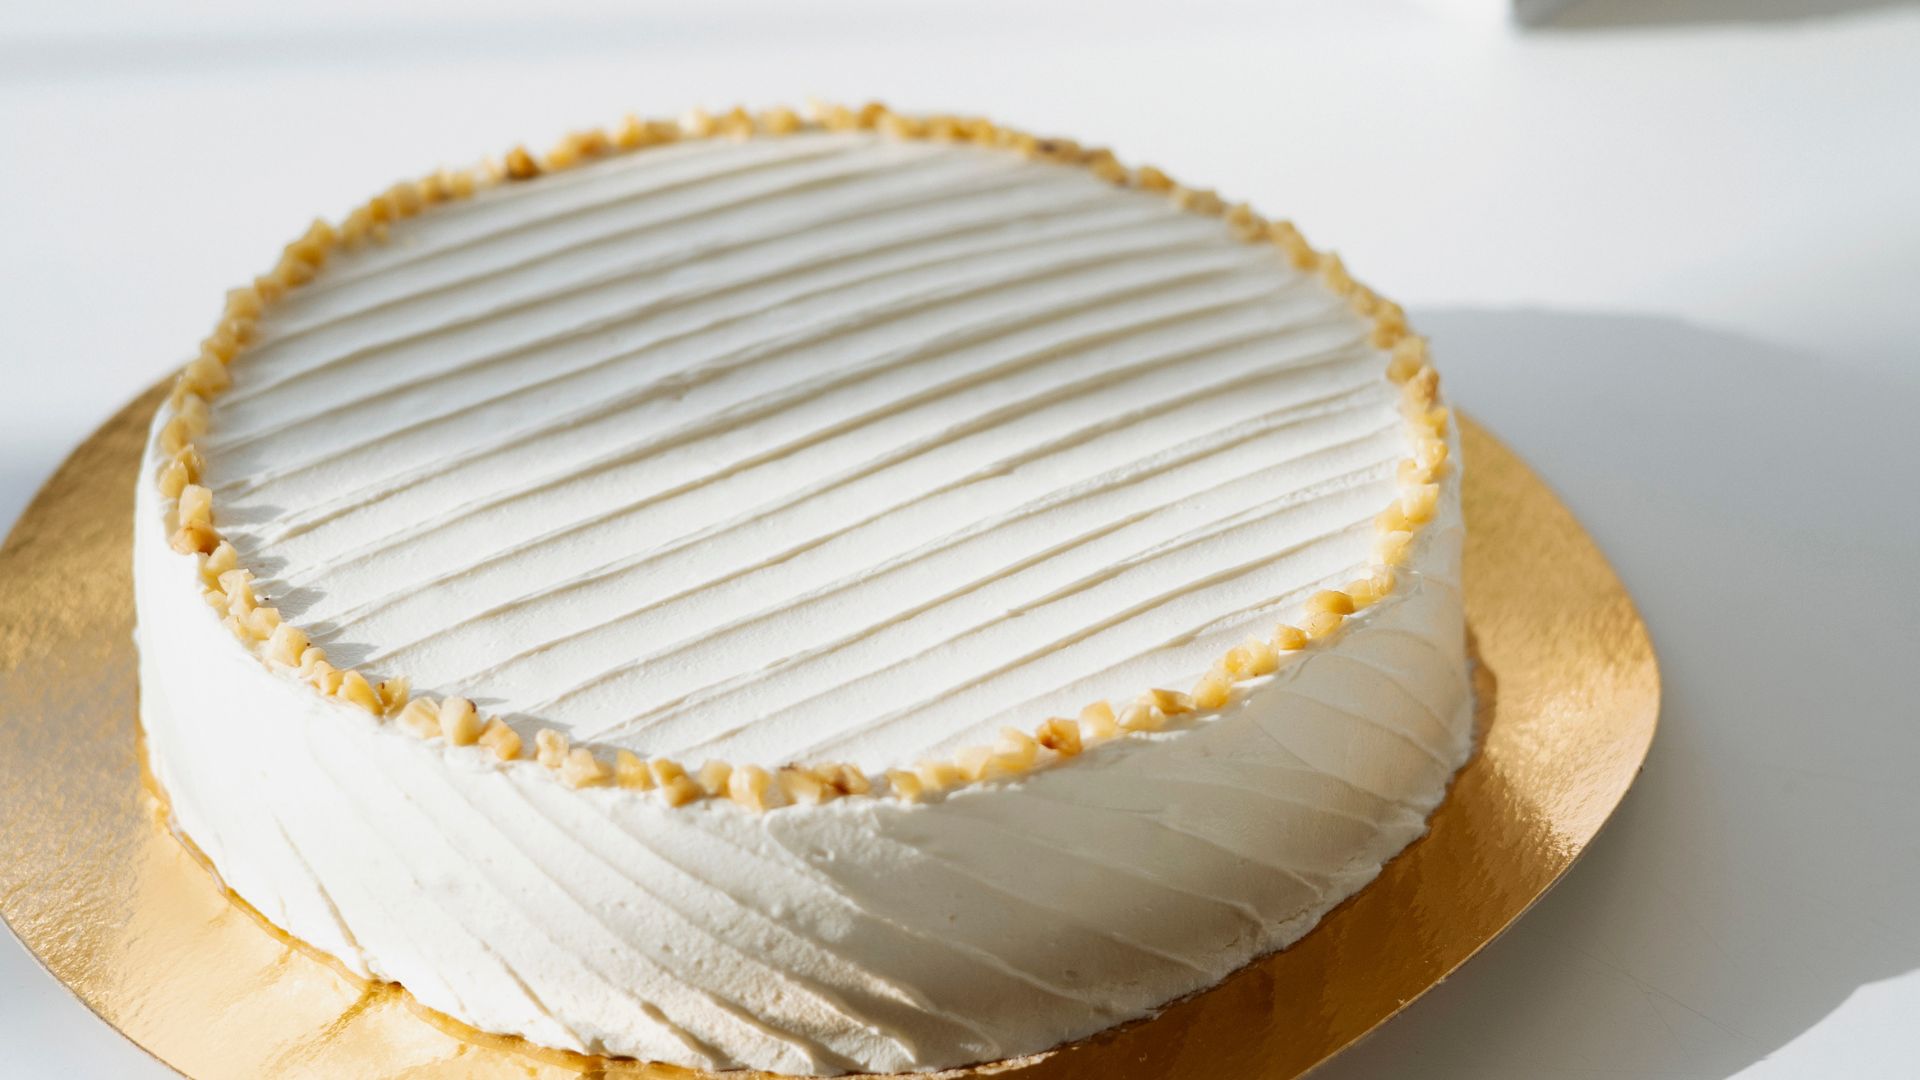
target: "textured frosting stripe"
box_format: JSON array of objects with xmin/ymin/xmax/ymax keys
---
[{"xmin": 197, "ymin": 131, "xmax": 1408, "ymax": 767}]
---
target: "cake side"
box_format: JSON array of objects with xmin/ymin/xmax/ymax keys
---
[
  {"xmin": 133, "ymin": 104, "xmax": 1469, "ymax": 1074},
  {"xmin": 136, "ymin": 469, "xmax": 1465, "ymax": 1072}
]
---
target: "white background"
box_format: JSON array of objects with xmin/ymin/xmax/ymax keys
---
[{"xmin": 2, "ymin": 1, "xmax": 1916, "ymax": 1077}]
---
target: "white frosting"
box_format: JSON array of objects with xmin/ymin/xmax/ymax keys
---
[{"xmin": 135, "ymin": 130, "xmax": 1472, "ymax": 1074}]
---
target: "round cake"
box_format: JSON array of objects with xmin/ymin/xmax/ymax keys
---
[{"xmin": 133, "ymin": 103, "xmax": 1470, "ymax": 1075}]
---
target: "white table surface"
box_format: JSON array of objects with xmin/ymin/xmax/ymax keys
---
[{"xmin": 2, "ymin": 2, "xmax": 1916, "ymax": 1077}]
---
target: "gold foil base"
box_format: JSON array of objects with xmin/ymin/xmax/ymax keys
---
[{"xmin": 0, "ymin": 386, "xmax": 1659, "ymax": 1079}]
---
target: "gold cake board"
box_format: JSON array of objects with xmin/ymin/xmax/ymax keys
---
[{"xmin": 0, "ymin": 386, "xmax": 1659, "ymax": 1079}]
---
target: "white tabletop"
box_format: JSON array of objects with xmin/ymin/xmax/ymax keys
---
[{"xmin": 3, "ymin": 2, "xmax": 1916, "ymax": 1077}]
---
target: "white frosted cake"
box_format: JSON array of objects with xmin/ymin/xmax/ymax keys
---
[{"xmin": 134, "ymin": 104, "xmax": 1469, "ymax": 1075}]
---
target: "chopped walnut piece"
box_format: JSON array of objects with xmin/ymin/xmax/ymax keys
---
[
  {"xmin": 1407, "ymin": 404, "xmax": 1450, "ymax": 438},
  {"xmin": 250, "ymin": 273, "xmax": 285, "ymax": 304},
  {"xmin": 614, "ymin": 750, "xmax": 653, "ymax": 789},
  {"xmin": 439, "ymin": 697, "xmax": 482, "ymax": 745},
  {"xmin": 954, "ymin": 746, "xmax": 997, "ymax": 782},
  {"xmin": 1267, "ymin": 220, "xmax": 1319, "ymax": 270},
  {"xmin": 415, "ymin": 170, "xmax": 451, "ymax": 205},
  {"xmin": 377, "ymin": 677, "xmax": 410, "ymax": 712},
  {"xmin": 562, "ymin": 748, "xmax": 610, "ymax": 788},
  {"xmin": 264, "ymin": 623, "xmax": 308, "ymax": 667},
  {"xmin": 1034, "ymin": 137, "xmax": 1082, "ymax": 163},
  {"xmin": 1118, "ymin": 703, "xmax": 1165, "ymax": 732},
  {"xmin": 1173, "ymin": 187, "xmax": 1225, "ymax": 215},
  {"xmin": 996, "ymin": 727, "xmax": 1039, "ymax": 770},
  {"xmin": 1144, "ymin": 688, "xmax": 1196, "ymax": 716},
  {"xmin": 170, "ymin": 522, "xmax": 219, "ymax": 555},
  {"xmin": 814, "ymin": 102, "xmax": 857, "ymax": 131},
  {"xmin": 176, "ymin": 391, "xmax": 211, "ymax": 433},
  {"xmin": 821, "ymin": 763, "xmax": 871, "ymax": 796},
  {"xmin": 1192, "ymin": 671, "xmax": 1232, "ymax": 710},
  {"xmin": 1375, "ymin": 528, "xmax": 1415, "ymax": 567},
  {"xmin": 681, "ymin": 107, "xmax": 717, "ymax": 137},
  {"xmin": 1079, "ymin": 700, "xmax": 1120, "ymax": 740},
  {"xmin": 544, "ymin": 138, "xmax": 582, "ymax": 170},
  {"xmin": 1248, "ymin": 637, "xmax": 1282, "ymax": 674},
  {"xmin": 478, "ymin": 719, "xmax": 522, "ymax": 762},
  {"xmin": 1303, "ymin": 610, "xmax": 1346, "ymax": 640},
  {"xmin": 272, "ymin": 254, "xmax": 316, "ymax": 289},
  {"xmin": 569, "ymin": 128, "xmax": 612, "ymax": 160},
  {"xmin": 337, "ymin": 670, "xmax": 381, "ymax": 714},
  {"xmin": 1307, "ymin": 589, "xmax": 1357, "ymax": 616},
  {"xmin": 1379, "ymin": 500, "xmax": 1418, "ymax": 532},
  {"xmin": 1404, "ymin": 364, "xmax": 1441, "ymax": 406},
  {"xmin": 718, "ymin": 106, "xmax": 754, "ymax": 140},
  {"xmin": 502, "ymin": 146, "xmax": 540, "ymax": 180},
  {"xmin": 1388, "ymin": 336, "xmax": 1429, "ymax": 382},
  {"xmin": 211, "ymin": 565, "xmax": 250, "ymax": 607},
  {"xmin": 1345, "ymin": 579, "xmax": 1381, "ymax": 610},
  {"xmin": 1320, "ymin": 253, "xmax": 1356, "ymax": 295},
  {"xmin": 181, "ymin": 356, "xmax": 230, "ymax": 397},
  {"xmin": 660, "ymin": 774, "xmax": 704, "ymax": 807},
  {"xmin": 283, "ymin": 235, "xmax": 327, "ymax": 271},
  {"xmin": 696, "ymin": 760, "xmax": 734, "ymax": 797},
  {"xmin": 1347, "ymin": 569, "xmax": 1397, "ymax": 609},
  {"xmin": 242, "ymin": 605, "xmax": 280, "ymax": 640},
  {"xmin": 219, "ymin": 572, "xmax": 256, "ymax": 618},
  {"xmin": 729, "ymin": 765, "xmax": 775, "ymax": 811},
  {"xmin": 885, "ymin": 769, "xmax": 926, "ymax": 803},
  {"xmin": 1399, "ymin": 483, "xmax": 1441, "ymax": 525},
  {"xmin": 1274, "ymin": 623, "xmax": 1310, "ymax": 651},
  {"xmin": 397, "ymin": 699, "xmax": 441, "ymax": 740},
  {"xmin": 914, "ymin": 759, "xmax": 962, "ymax": 793},
  {"xmin": 223, "ymin": 286, "xmax": 263, "ymax": 321},
  {"xmin": 1036, "ymin": 716, "xmax": 1083, "ymax": 757},
  {"xmin": 778, "ymin": 766, "xmax": 832, "ymax": 805},
  {"xmin": 1371, "ymin": 302, "xmax": 1410, "ymax": 348},
  {"xmin": 759, "ymin": 105, "xmax": 801, "ymax": 135},
  {"xmin": 198, "ymin": 323, "xmax": 243, "ymax": 365},
  {"xmin": 611, "ymin": 114, "xmax": 649, "ymax": 149},
  {"xmin": 159, "ymin": 417, "xmax": 195, "ymax": 456},
  {"xmin": 990, "ymin": 128, "xmax": 1035, "ymax": 157},
  {"xmin": 1225, "ymin": 638, "xmax": 1279, "ymax": 678},
  {"xmin": 879, "ymin": 111, "xmax": 927, "ymax": 139},
  {"xmin": 535, "ymin": 728, "xmax": 568, "ymax": 768},
  {"xmin": 170, "ymin": 442, "xmax": 205, "ymax": 480},
  {"xmin": 176, "ymin": 484, "xmax": 213, "ymax": 528}
]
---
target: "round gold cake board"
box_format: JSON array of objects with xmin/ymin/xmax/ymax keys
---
[{"xmin": 0, "ymin": 385, "xmax": 1658, "ymax": 1079}]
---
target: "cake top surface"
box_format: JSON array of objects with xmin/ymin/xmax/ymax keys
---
[{"xmin": 151, "ymin": 106, "xmax": 1449, "ymax": 797}]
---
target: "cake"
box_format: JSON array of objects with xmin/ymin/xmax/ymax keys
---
[{"xmin": 133, "ymin": 103, "xmax": 1470, "ymax": 1075}]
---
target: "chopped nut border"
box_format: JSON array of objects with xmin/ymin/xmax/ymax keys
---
[{"xmin": 150, "ymin": 101, "xmax": 1453, "ymax": 812}]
